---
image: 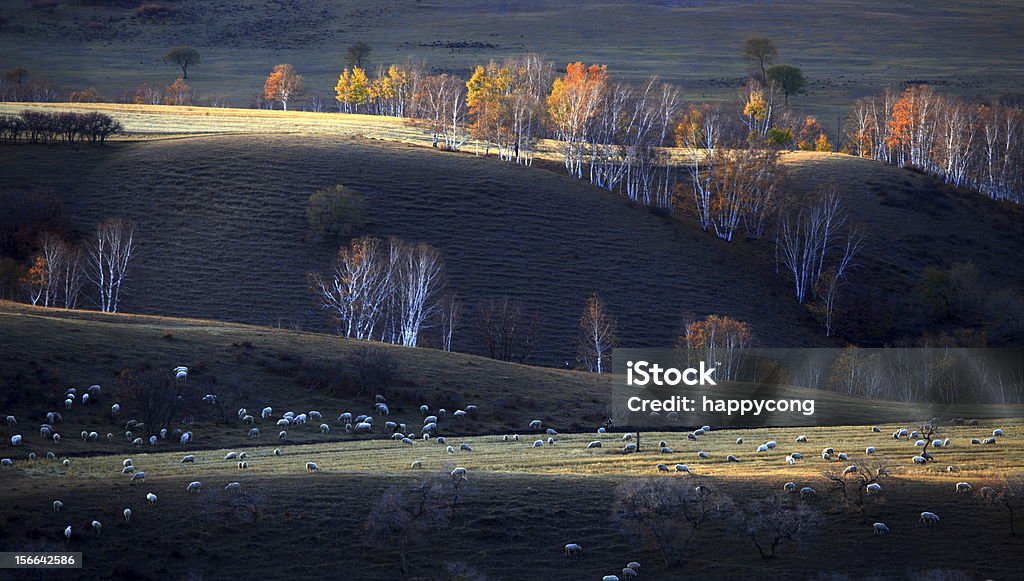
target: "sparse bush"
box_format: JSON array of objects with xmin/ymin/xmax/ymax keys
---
[
  {"xmin": 736, "ymin": 493, "xmax": 822, "ymax": 560},
  {"xmin": 305, "ymin": 184, "xmax": 367, "ymax": 240}
]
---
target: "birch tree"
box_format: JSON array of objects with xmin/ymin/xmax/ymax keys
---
[
  {"xmin": 438, "ymin": 293, "xmax": 463, "ymax": 352},
  {"xmin": 547, "ymin": 62, "xmax": 607, "ymax": 179},
  {"xmin": 396, "ymin": 242, "xmax": 445, "ymax": 347},
  {"xmin": 88, "ymin": 219, "xmax": 137, "ymax": 313},
  {"xmin": 309, "ymin": 236, "xmax": 395, "ymax": 340},
  {"xmin": 577, "ymin": 292, "xmax": 617, "ymax": 374}
]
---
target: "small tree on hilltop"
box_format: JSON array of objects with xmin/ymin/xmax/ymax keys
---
[{"xmin": 165, "ymin": 47, "xmax": 200, "ymax": 80}]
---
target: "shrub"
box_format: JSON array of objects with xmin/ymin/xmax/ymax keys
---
[
  {"xmin": 305, "ymin": 184, "xmax": 367, "ymax": 240},
  {"xmin": 298, "ymin": 346, "xmax": 397, "ymax": 397}
]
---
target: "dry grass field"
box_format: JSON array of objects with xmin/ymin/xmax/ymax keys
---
[
  {"xmin": 0, "ymin": 304, "xmax": 1022, "ymax": 580},
  {"xmin": 2, "ymin": 1, "xmax": 1023, "ymax": 132}
]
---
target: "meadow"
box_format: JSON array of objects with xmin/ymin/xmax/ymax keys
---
[{"xmin": 3, "ymin": 1, "xmax": 1024, "ymax": 133}]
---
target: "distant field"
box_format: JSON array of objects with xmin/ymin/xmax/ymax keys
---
[{"xmin": 3, "ymin": 1, "xmax": 1024, "ymax": 134}]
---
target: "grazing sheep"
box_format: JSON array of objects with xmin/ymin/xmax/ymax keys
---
[
  {"xmin": 932, "ymin": 440, "xmax": 943, "ymax": 448},
  {"xmin": 451, "ymin": 467, "xmax": 468, "ymax": 480},
  {"xmin": 320, "ymin": 424, "xmax": 330, "ymax": 434},
  {"xmin": 53, "ymin": 500, "xmax": 63, "ymax": 512},
  {"xmin": 238, "ymin": 461, "xmax": 248, "ymax": 470},
  {"xmin": 603, "ymin": 576, "xmax": 619, "ymax": 581},
  {"xmin": 786, "ymin": 456, "xmax": 796, "ymax": 465},
  {"xmin": 410, "ymin": 460, "xmax": 423, "ymax": 469},
  {"xmin": 64, "ymin": 526, "xmax": 71, "ymax": 540},
  {"xmin": 547, "ymin": 437, "xmax": 555, "ymax": 445},
  {"xmin": 687, "ymin": 432, "xmax": 698, "ymax": 441},
  {"xmin": 529, "ymin": 420, "xmax": 542, "ymax": 429},
  {"xmin": 735, "ymin": 437, "xmax": 743, "ymax": 445},
  {"xmin": 460, "ymin": 443, "xmax": 473, "ymax": 452},
  {"xmin": 531, "ymin": 440, "xmax": 543, "ymax": 449},
  {"xmin": 121, "ymin": 466, "xmax": 135, "ymax": 474},
  {"xmin": 123, "ymin": 508, "xmax": 132, "ymax": 522},
  {"xmin": 956, "ymin": 482, "xmax": 972, "ymax": 494},
  {"xmin": 622, "ymin": 433, "xmax": 634, "ymax": 441},
  {"xmin": 698, "ymin": 451, "xmax": 709, "ymax": 459},
  {"xmin": 757, "ymin": 444, "xmax": 769, "ymax": 453},
  {"xmin": 276, "ymin": 419, "xmax": 291, "ymax": 427},
  {"xmin": 674, "ymin": 464, "xmax": 691, "ymax": 473},
  {"xmin": 919, "ymin": 511, "xmax": 940, "ymax": 524},
  {"xmin": 148, "ymin": 435, "xmax": 156, "ymax": 446},
  {"xmin": 784, "ymin": 482, "xmax": 797, "ymax": 493},
  {"xmin": 225, "ymin": 482, "xmax": 242, "ymax": 493},
  {"xmin": 822, "ymin": 451, "xmax": 832, "ymax": 461},
  {"xmin": 873, "ymin": 522, "xmax": 890, "ymax": 534},
  {"xmin": 626, "ymin": 562, "xmax": 641, "ymax": 572},
  {"xmin": 248, "ymin": 428, "xmax": 260, "ymax": 440},
  {"xmin": 130, "ymin": 472, "xmax": 146, "ymax": 483},
  {"xmin": 800, "ymin": 487, "xmax": 816, "ymax": 499},
  {"xmin": 10, "ymin": 434, "xmax": 22, "ymax": 446},
  {"xmin": 843, "ymin": 465, "xmax": 858, "ymax": 475},
  {"xmin": 181, "ymin": 455, "xmax": 195, "ymax": 463},
  {"xmin": 660, "ymin": 447, "xmax": 673, "ymax": 454},
  {"xmin": 872, "ymin": 426, "xmax": 881, "ymax": 433},
  {"xmin": 866, "ymin": 483, "xmax": 882, "ymax": 495},
  {"xmin": 146, "ymin": 493, "xmax": 157, "ymax": 505},
  {"xmin": 91, "ymin": 520, "xmax": 101, "ymax": 534},
  {"xmin": 866, "ymin": 447, "xmax": 876, "ymax": 454},
  {"xmin": 46, "ymin": 452, "xmax": 55, "ymax": 460},
  {"xmin": 587, "ymin": 441, "xmax": 602, "ymax": 449},
  {"xmin": 766, "ymin": 441, "xmax": 777, "ymax": 449},
  {"xmin": 306, "ymin": 462, "xmax": 319, "ymax": 473},
  {"xmin": 657, "ymin": 464, "xmax": 669, "ymax": 472},
  {"xmin": 225, "ymin": 452, "xmax": 238, "ymax": 461},
  {"xmin": 838, "ymin": 453, "xmax": 849, "ymax": 461},
  {"xmin": 796, "ymin": 435, "xmax": 808, "ymax": 443},
  {"xmin": 174, "ymin": 366, "xmax": 188, "ymax": 381},
  {"xmin": 64, "ymin": 399, "xmax": 72, "ymax": 410},
  {"xmin": 62, "ymin": 459, "xmax": 70, "ymax": 467},
  {"xmin": 4, "ymin": 415, "xmax": 14, "ymax": 426},
  {"xmin": 279, "ymin": 431, "xmax": 288, "ymax": 441},
  {"xmin": 727, "ymin": 455, "xmax": 739, "ymax": 462},
  {"xmin": 658, "ymin": 440, "xmax": 668, "ymax": 448},
  {"xmin": 0, "ymin": 458, "xmax": 12, "ymax": 467},
  {"xmin": 546, "ymin": 428, "xmax": 558, "ymax": 436},
  {"xmin": 623, "ymin": 443, "xmax": 637, "ymax": 454},
  {"xmin": 261, "ymin": 407, "xmax": 272, "ymax": 419},
  {"xmin": 338, "ymin": 412, "xmax": 352, "ymax": 424},
  {"xmin": 913, "ymin": 456, "xmax": 927, "ymax": 464},
  {"xmin": 53, "ymin": 433, "xmax": 61, "ymax": 444},
  {"xmin": 447, "ymin": 445, "xmax": 456, "ymax": 454},
  {"xmin": 622, "ymin": 567, "xmax": 638, "ymax": 579},
  {"xmin": 791, "ymin": 452, "xmax": 804, "ymax": 460},
  {"xmin": 993, "ymin": 429, "xmax": 1004, "ymax": 437},
  {"xmin": 983, "ymin": 438, "xmax": 997, "ymax": 445},
  {"xmin": 274, "ymin": 448, "xmax": 282, "ymax": 456},
  {"xmin": 564, "ymin": 543, "xmax": 583, "ymax": 557},
  {"xmin": 971, "ymin": 438, "xmax": 981, "ymax": 445}
]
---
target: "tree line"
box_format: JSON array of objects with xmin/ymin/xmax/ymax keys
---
[{"xmin": 0, "ymin": 110, "xmax": 123, "ymax": 144}]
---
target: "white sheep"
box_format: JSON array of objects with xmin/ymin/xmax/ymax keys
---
[
  {"xmin": 53, "ymin": 433, "xmax": 61, "ymax": 444},
  {"xmin": 800, "ymin": 486, "xmax": 816, "ymax": 499},
  {"xmin": 123, "ymin": 508, "xmax": 132, "ymax": 522},
  {"xmin": 913, "ymin": 456, "xmax": 927, "ymax": 464},
  {"xmin": 626, "ymin": 562, "xmax": 640, "ymax": 572},
  {"xmin": 915, "ymin": 440, "xmax": 926, "ymax": 447},
  {"xmin": 657, "ymin": 464, "xmax": 669, "ymax": 472},
  {"xmin": 532, "ymin": 440, "xmax": 544, "ymax": 448},
  {"xmin": 956, "ymin": 482, "xmax": 972, "ymax": 494},
  {"xmin": 621, "ymin": 567, "xmax": 638, "ymax": 579},
  {"xmin": 660, "ymin": 447, "xmax": 673, "ymax": 454},
  {"xmin": 698, "ymin": 451, "xmax": 709, "ymax": 459},
  {"xmin": 529, "ymin": 419, "xmax": 542, "ymax": 429},
  {"xmin": 786, "ymin": 456, "xmax": 796, "ymax": 465},
  {"xmin": 447, "ymin": 445, "xmax": 456, "ymax": 454},
  {"xmin": 796, "ymin": 435, "xmax": 808, "ymax": 442},
  {"xmin": 866, "ymin": 483, "xmax": 882, "ymax": 495},
  {"xmin": 623, "ymin": 443, "xmax": 637, "ymax": 454},
  {"xmin": 274, "ymin": 448, "xmax": 281, "ymax": 456},
  {"xmin": 91, "ymin": 520, "xmax": 102, "ymax": 534},
  {"xmin": 53, "ymin": 500, "xmax": 63, "ymax": 512},
  {"xmin": 130, "ymin": 471, "xmax": 146, "ymax": 483},
  {"xmin": 4, "ymin": 415, "xmax": 14, "ymax": 426},
  {"xmin": 622, "ymin": 433, "xmax": 634, "ymax": 441},
  {"xmin": 872, "ymin": 426, "xmax": 881, "ymax": 433},
  {"xmin": 122, "ymin": 466, "xmax": 135, "ymax": 474},
  {"xmin": 735, "ymin": 437, "xmax": 744, "ymax": 445},
  {"xmin": 564, "ymin": 543, "xmax": 583, "ymax": 557},
  {"xmin": 451, "ymin": 467, "xmax": 468, "ymax": 480},
  {"xmin": 873, "ymin": 522, "xmax": 890, "ymax": 534},
  {"xmin": 843, "ymin": 465, "xmax": 858, "ymax": 475},
  {"xmin": 866, "ymin": 447, "xmax": 876, "ymax": 454},
  {"xmin": 784, "ymin": 482, "xmax": 797, "ymax": 493},
  {"xmin": 185, "ymin": 481, "xmax": 202, "ymax": 493},
  {"xmin": 238, "ymin": 461, "xmax": 248, "ymax": 470},
  {"xmin": 62, "ymin": 458, "xmax": 70, "ymax": 467},
  {"xmin": 791, "ymin": 452, "xmax": 803, "ymax": 460},
  {"xmin": 320, "ymin": 424, "xmax": 330, "ymax": 434},
  {"xmin": 248, "ymin": 428, "xmax": 260, "ymax": 439},
  {"xmin": 766, "ymin": 441, "xmax": 777, "ymax": 449},
  {"xmin": 279, "ymin": 430, "xmax": 288, "ymax": 440},
  {"xmin": 10, "ymin": 434, "xmax": 21, "ymax": 446},
  {"xmin": 225, "ymin": 482, "xmax": 242, "ymax": 493},
  {"xmin": 602, "ymin": 576, "xmax": 619, "ymax": 581},
  {"xmin": 64, "ymin": 525, "xmax": 71, "ymax": 540},
  {"xmin": 306, "ymin": 462, "xmax": 319, "ymax": 473},
  {"xmin": 261, "ymin": 407, "xmax": 272, "ymax": 419},
  {"xmin": 181, "ymin": 454, "xmax": 195, "ymax": 463},
  {"xmin": 919, "ymin": 511, "xmax": 940, "ymax": 524},
  {"xmin": 460, "ymin": 443, "xmax": 473, "ymax": 452},
  {"xmin": 111, "ymin": 404, "xmax": 120, "ymax": 415},
  {"xmin": 224, "ymin": 452, "xmax": 238, "ymax": 460},
  {"xmin": 146, "ymin": 493, "xmax": 157, "ymax": 505},
  {"xmin": 674, "ymin": 464, "xmax": 691, "ymax": 473},
  {"xmin": 727, "ymin": 455, "xmax": 739, "ymax": 462},
  {"xmin": 410, "ymin": 460, "xmax": 422, "ymax": 469},
  {"xmin": 993, "ymin": 429, "xmax": 1004, "ymax": 437},
  {"xmin": 757, "ymin": 444, "xmax": 769, "ymax": 453},
  {"xmin": 587, "ymin": 441, "xmax": 602, "ymax": 449}
]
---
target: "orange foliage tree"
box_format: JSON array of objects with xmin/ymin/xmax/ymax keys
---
[
  {"xmin": 547, "ymin": 62, "xmax": 607, "ymax": 178},
  {"xmin": 264, "ymin": 64, "xmax": 304, "ymax": 111}
]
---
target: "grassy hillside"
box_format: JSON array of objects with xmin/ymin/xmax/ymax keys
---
[
  {"xmin": 3, "ymin": 1, "xmax": 1023, "ymax": 133},
  {"xmin": 2, "ymin": 302, "xmax": 1021, "ymax": 456},
  {"xmin": 0, "ymin": 130, "xmax": 831, "ymax": 365}
]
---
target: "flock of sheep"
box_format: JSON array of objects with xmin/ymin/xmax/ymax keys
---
[{"xmin": 0, "ymin": 365, "xmax": 1016, "ymax": 578}]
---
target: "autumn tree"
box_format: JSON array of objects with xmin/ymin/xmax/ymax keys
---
[
  {"xmin": 165, "ymin": 46, "xmax": 200, "ymax": 79},
  {"xmin": 134, "ymin": 83, "xmax": 164, "ymax": 105},
  {"xmin": 164, "ymin": 78, "xmax": 194, "ymax": 106},
  {"xmin": 87, "ymin": 218, "xmax": 138, "ymax": 313},
  {"xmin": 412, "ymin": 74, "xmax": 466, "ymax": 150},
  {"xmin": 335, "ymin": 67, "xmax": 371, "ymax": 113},
  {"xmin": 346, "ymin": 42, "xmax": 372, "ymax": 68},
  {"xmin": 684, "ymin": 314, "xmax": 753, "ymax": 381},
  {"xmin": 741, "ymin": 79, "xmax": 779, "ymax": 139},
  {"xmin": 766, "ymin": 64, "xmax": 805, "ymax": 106},
  {"xmin": 743, "ymin": 37, "xmax": 778, "ymax": 82},
  {"xmin": 547, "ymin": 62, "xmax": 607, "ymax": 178},
  {"xmin": 20, "ymin": 255, "xmax": 47, "ymax": 306},
  {"xmin": 263, "ymin": 64, "xmax": 304, "ymax": 111},
  {"xmin": 576, "ymin": 292, "xmax": 617, "ymax": 373}
]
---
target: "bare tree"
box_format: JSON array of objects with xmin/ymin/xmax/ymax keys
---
[
  {"xmin": 980, "ymin": 474, "xmax": 1024, "ymax": 537},
  {"xmin": 116, "ymin": 369, "xmax": 198, "ymax": 435},
  {"xmin": 737, "ymin": 493, "xmax": 822, "ymax": 560},
  {"xmin": 577, "ymin": 291, "xmax": 617, "ymax": 373},
  {"xmin": 88, "ymin": 218, "xmax": 137, "ymax": 313},
  {"xmin": 310, "ymin": 237, "xmax": 395, "ymax": 341},
  {"xmin": 396, "ymin": 241, "xmax": 446, "ymax": 347},
  {"xmin": 477, "ymin": 297, "xmax": 538, "ymax": 363},
  {"xmin": 822, "ymin": 458, "xmax": 890, "ymax": 520},
  {"xmin": 366, "ymin": 472, "xmax": 453, "ymax": 574},
  {"xmin": 613, "ymin": 477, "xmax": 732, "ymax": 567},
  {"xmin": 439, "ymin": 293, "xmax": 463, "ymax": 352}
]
